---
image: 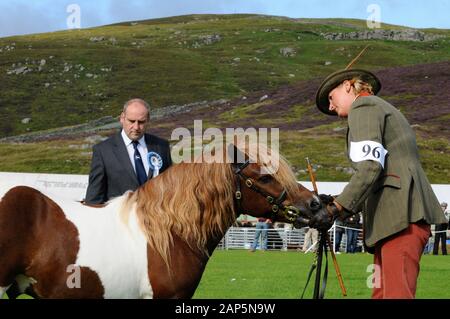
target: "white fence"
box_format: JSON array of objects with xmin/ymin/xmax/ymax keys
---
[
  {"xmin": 217, "ymin": 225, "xmax": 364, "ymax": 253},
  {"xmin": 217, "ymin": 225, "xmax": 448, "ymax": 253},
  {"xmin": 0, "ymin": 172, "xmax": 88, "ymax": 201},
  {"xmin": 1, "ymin": 173, "xmax": 448, "ymax": 205}
]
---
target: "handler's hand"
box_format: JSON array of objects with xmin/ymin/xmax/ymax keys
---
[
  {"xmin": 309, "ymin": 199, "xmax": 346, "ymax": 231},
  {"xmin": 318, "ymin": 193, "xmax": 335, "ymax": 205}
]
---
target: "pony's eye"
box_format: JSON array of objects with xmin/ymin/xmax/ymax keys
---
[{"xmin": 259, "ymin": 175, "xmax": 273, "ymax": 184}]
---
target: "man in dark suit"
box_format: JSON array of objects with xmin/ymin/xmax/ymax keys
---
[{"xmin": 85, "ymin": 98, "xmax": 172, "ymax": 204}]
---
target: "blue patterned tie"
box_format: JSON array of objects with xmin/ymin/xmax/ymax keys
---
[{"xmin": 132, "ymin": 141, "xmax": 147, "ymax": 185}]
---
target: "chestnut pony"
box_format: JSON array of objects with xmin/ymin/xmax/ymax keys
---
[{"xmin": 0, "ymin": 143, "xmax": 327, "ymax": 298}]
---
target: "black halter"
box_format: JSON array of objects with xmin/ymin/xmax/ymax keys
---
[{"xmin": 232, "ymin": 159, "xmax": 302, "ymax": 222}]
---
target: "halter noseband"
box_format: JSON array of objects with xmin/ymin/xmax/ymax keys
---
[{"xmin": 233, "ymin": 160, "xmax": 303, "ymax": 222}]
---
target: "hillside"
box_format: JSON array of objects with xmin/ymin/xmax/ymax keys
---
[{"xmin": 0, "ymin": 14, "xmax": 449, "ymax": 183}]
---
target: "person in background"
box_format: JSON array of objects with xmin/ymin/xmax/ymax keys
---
[
  {"xmin": 85, "ymin": 98, "xmax": 172, "ymax": 204},
  {"xmin": 344, "ymin": 212, "xmax": 362, "ymax": 253},
  {"xmin": 444, "ymin": 202, "xmax": 450, "ymax": 229},
  {"xmin": 250, "ymin": 218, "xmax": 272, "ymax": 252},
  {"xmin": 333, "ymin": 219, "xmax": 345, "ymax": 254},
  {"xmin": 433, "ymin": 202, "xmax": 448, "ymax": 255},
  {"xmin": 302, "ymin": 227, "xmax": 319, "ymax": 253},
  {"xmin": 238, "ymin": 214, "xmax": 253, "ymax": 227}
]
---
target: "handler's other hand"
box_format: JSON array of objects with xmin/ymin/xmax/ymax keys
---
[
  {"xmin": 318, "ymin": 193, "xmax": 335, "ymax": 205},
  {"xmin": 308, "ymin": 206, "xmax": 335, "ymax": 231}
]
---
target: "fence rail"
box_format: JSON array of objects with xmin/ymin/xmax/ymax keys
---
[
  {"xmin": 217, "ymin": 225, "xmax": 364, "ymax": 252},
  {"xmin": 217, "ymin": 225, "xmax": 447, "ymax": 253}
]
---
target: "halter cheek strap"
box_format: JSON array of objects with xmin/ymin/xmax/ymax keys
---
[
  {"xmin": 233, "ymin": 160, "xmax": 301, "ymax": 222},
  {"xmin": 242, "ymin": 176, "xmax": 288, "ymax": 214}
]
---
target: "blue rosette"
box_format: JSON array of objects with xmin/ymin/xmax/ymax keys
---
[{"xmin": 147, "ymin": 151, "xmax": 163, "ymax": 178}]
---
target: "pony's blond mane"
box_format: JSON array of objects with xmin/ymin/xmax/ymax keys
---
[{"xmin": 120, "ymin": 142, "xmax": 300, "ymax": 268}]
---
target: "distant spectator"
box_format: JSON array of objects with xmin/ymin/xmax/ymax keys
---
[
  {"xmin": 433, "ymin": 202, "xmax": 448, "ymax": 255},
  {"xmin": 444, "ymin": 202, "xmax": 450, "ymax": 229},
  {"xmin": 250, "ymin": 218, "xmax": 272, "ymax": 252},
  {"xmin": 239, "ymin": 215, "xmax": 253, "ymax": 227},
  {"xmin": 302, "ymin": 227, "xmax": 319, "ymax": 253},
  {"xmin": 333, "ymin": 219, "xmax": 345, "ymax": 253},
  {"xmin": 423, "ymin": 225, "xmax": 434, "ymax": 255},
  {"xmin": 344, "ymin": 212, "xmax": 362, "ymax": 253}
]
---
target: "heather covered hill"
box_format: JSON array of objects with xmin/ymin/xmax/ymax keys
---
[
  {"xmin": 0, "ymin": 14, "xmax": 449, "ymax": 136},
  {"xmin": 0, "ymin": 14, "xmax": 448, "ymax": 182}
]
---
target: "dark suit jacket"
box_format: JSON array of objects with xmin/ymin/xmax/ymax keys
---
[{"xmin": 85, "ymin": 132, "xmax": 172, "ymax": 204}]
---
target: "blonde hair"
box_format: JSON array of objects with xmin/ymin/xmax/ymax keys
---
[{"xmin": 349, "ymin": 78, "xmax": 374, "ymax": 95}]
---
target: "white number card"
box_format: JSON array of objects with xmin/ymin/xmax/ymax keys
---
[{"xmin": 349, "ymin": 140, "xmax": 388, "ymax": 168}]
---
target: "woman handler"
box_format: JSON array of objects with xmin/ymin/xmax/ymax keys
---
[{"xmin": 313, "ymin": 68, "xmax": 446, "ymax": 298}]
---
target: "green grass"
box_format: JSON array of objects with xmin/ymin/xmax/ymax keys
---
[
  {"xmin": 4, "ymin": 250, "xmax": 448, "ymax": 299},
  {"xmin": 0, "ymin": 141, "xmax": 92, "ymax": 174},
  {"xmin": 193, "ymin": 250, "xmax": 450, "ymax": 299},
  {"xmin": 0, "ymin": 126, "xmax": 448, "ymax": 183}
]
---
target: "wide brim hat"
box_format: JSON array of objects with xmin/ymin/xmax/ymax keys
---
[{"xmin": 315, "ymin": 69, "xmax": 382, "ymax": 116}]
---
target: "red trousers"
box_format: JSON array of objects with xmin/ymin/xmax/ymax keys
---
[{"xmin": 372, "ymin": 222, "xmax": 430, "ymax": 299}]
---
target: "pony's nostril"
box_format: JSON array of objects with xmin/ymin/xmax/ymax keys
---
[{"xmin": 310, "ymin": 199, "xmax": 321, "ymax": 211}]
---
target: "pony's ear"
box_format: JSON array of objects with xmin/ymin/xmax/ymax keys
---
[{"xmin": 227, "ymin": 143, "xmax": 247, "ymax": 169}]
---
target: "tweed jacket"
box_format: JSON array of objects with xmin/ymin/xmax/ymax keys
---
[{"xmin": 336, "ymin": 96, "xmax": 446, "ymax": 248}]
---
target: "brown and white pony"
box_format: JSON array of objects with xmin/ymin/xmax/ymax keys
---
[{"xmin": 0, "ymin": 143, "xmax": 328, "ymax": 299}]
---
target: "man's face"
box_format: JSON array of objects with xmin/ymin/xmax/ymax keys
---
[
  {"xmin": 120, "ymin": 102, "xmax": 149, "ymax": 141},
  {"xmin": 328, "ymin": 81, "xmax": 355, "ymax": 118}
]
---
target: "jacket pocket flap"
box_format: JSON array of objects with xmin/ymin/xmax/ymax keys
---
[{"xmin": 374, "ymin": 175, "xmax": 401, "ymax": 193}]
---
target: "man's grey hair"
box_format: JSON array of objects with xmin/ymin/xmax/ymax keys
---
[{"xmin": 122, "ymin": 98, "xmax": 150, "ymax": 118}]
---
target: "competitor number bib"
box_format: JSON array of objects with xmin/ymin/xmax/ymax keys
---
[{"xmin": 349, "ymin": 140, "xmax": 388, "ymax": 168}]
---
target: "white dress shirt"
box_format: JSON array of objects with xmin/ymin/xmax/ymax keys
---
[{"xmin": 121, "ymin": 130, "xmax": 150, "ymax": 176}]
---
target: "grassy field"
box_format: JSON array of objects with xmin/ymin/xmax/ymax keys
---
[
  {"xmin": 0, "ymin": 129, "xmax": 448, "ymax": 183},
  {"xmin": 3, "ymin": 249, "xmax": 448, "ymax": 299},
  {"xmin": 193, "ymin": 250, "xmax": 450, "ymax": 299}
]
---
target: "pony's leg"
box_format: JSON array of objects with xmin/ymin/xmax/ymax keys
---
[{"xmin": 0, "ymin": 285, "xmax": 11, "ymax": 299}]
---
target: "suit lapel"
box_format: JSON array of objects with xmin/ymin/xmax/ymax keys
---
[
  {"xmin": 145, "ymin": 134, "xmax": 158, "ymax": 152},
  {"xmin": 112, "ymin": 133, "xmax": 138, "ymax": 184},
  {"xmin": 145, "ymin": 134, "xmax": 158, "ymax": 179}
]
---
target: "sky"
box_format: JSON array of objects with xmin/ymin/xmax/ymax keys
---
[{"xmin": 0, "ymin": 0, "xmax": 449, "ymax": 38}]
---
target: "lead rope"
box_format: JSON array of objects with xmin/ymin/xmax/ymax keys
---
[{"xmin": 300, "ymin": 251, "xmax": 317, "ymax": 298}]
